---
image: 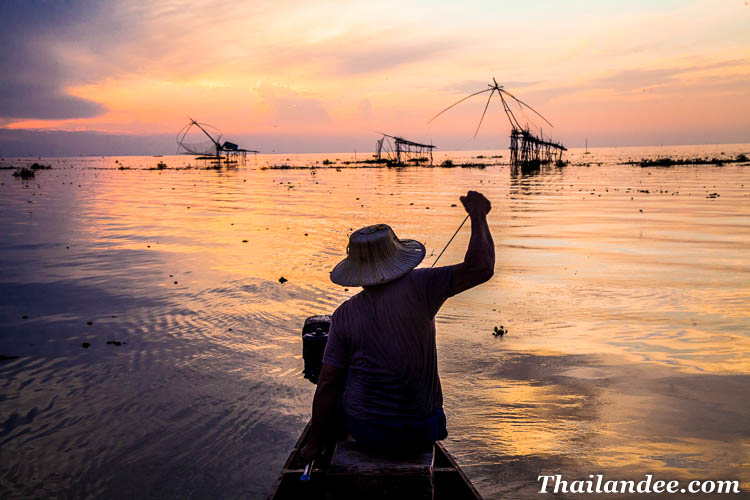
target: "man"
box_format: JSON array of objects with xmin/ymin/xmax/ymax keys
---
[{"xmin": 300, "ymin": 190, "xmax": 494, "ymax": 460}]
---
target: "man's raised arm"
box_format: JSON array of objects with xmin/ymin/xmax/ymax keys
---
[{"xmin": 449, "ymin": 191, "xmax": 495, "ymax": 296}]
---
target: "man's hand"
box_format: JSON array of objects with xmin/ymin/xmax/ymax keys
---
[
  {"xmin": 460, "ymin": 190, "xmax": 491, "ymax": 217},
  {"xmin": 299, "ymin": 439, "xmax": 323, "ymax": 463},
  {"xmin": 449, "ymin": 190, "xmax": 495, "ymax": 296}
]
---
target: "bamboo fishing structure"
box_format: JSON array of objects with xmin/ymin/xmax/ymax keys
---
[
  {"xmin": 509, "ymin": 128, "xmax": 566, "ymax": 166},
  {"xmin": 376, "ymin": 133, "xmax": 435, "ymax": 165},
  {"xmin": 430, "ymin": 78, "xmax": 566, "ymax": 172},
  {"xmin": 176, "ymin": 118, "xmax": 259, "ymax": 164}
]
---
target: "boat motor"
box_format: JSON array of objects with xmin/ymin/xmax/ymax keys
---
[{"xmin": 301, "ymin": 315, "xmax": 331, "ymax": 384}]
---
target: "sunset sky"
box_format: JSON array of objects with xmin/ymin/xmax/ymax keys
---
[{"xmin": 1, "ymin": 0, "xmax": 748, "ymax": 154}]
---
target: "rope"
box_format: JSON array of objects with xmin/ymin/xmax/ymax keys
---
[{"xmin": 431, "ymin": 214, "xmax": 470, "ymax": 268}]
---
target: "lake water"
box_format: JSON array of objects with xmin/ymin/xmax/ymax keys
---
[{"xmin": 1, "ymin": 144, "xmax": 749, "ymax": 499}]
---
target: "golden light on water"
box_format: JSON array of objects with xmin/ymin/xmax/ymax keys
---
[{"xmin": 1, "ymin": 145, "xmax": 749, "ymax": 496}]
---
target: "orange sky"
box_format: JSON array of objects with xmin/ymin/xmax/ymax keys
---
[{"xmin": 1, "ymin": 0, "xmax": 749, "ymax": 151}]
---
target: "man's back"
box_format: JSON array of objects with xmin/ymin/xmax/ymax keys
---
[
  {"xmin": 323, "ymin": 266, "xmax": 454, "ymax": 421},
  {"xmin": 299, "ymin": 191, "xmax": 493, "ymax": 461}
]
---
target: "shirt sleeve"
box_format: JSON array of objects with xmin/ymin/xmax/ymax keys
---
[
  {"xmin": 321, "ymin": 308, "xmax": 349, "ymax": 369},
  {"xmin": 414, "ymin": 265, "xmax": 456, "ymax": 318}
]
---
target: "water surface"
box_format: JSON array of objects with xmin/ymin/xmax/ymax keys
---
[{"xmin": 1, "ymin": 145, "xmax": 749, "ymax": 498}]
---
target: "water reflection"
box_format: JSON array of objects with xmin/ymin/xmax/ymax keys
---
[{"xmin": 0, "ymin": 145, "xmax": 749, "ymax": 498}]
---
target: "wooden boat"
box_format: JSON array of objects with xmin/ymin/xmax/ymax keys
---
[{"xmin": 268, "ymin": 421, "xmax": 483, "ymax": 499}]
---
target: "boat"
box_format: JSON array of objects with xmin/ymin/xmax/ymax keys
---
[
  {"xmin": 269, "ymin": 315, "xmax": 484, "ymax": 498},
  {"xmin": 268, "ymin": 420, "xmax": 483, "ymax": 499}
]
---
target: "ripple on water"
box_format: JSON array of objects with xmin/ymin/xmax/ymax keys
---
[{"xmin": 1, "ymin": 148, "xmax": 749, "ymax": 498}]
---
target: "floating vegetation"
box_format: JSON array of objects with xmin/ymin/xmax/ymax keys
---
[
  {"xmin": 341, "ymin": 158, "xmax": 391, "ymax": 165},
  {"xmin": 407, "ymin": 157, "xmax": 430, "ymax": 163},
  {"xmin": 10, "ymin": 162, "xmax": 51, "ymax": 178},
  {"xmin": 255, "ymin": 157, "xmax": 500, "ymax": 171},
  {"xmin": 321, "ymin": 159, "xmax": 334, "ymax": 165},
  {"xmin": 13, "ymin": 167, "xmax": 35, "ymax": 179},
  {"xmin": 262, "ymin": 160, "xmax": 394, "ymax": 170},
  {"xmin": 262, "ymin": 164, "xmax": 306, "ymax": 170},
  {"xmin": 145, "ymin": 161, "xmax": 173, "ymax": 170},
  {"xmin": 634, "ymin": 155, "xmax": 749, "ymax": 168}
]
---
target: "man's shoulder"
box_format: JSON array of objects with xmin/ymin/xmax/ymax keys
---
[
  {"xmin": 407, "ymin": 266, "xmax": 454, "ymax": 285},
  {"xmin": 332, "ymin": 291, "xmax": 364, "ymax": 318}
]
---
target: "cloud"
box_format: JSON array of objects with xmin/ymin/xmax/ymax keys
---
[
  {"xmin": 332, "ymin": 39, "xmax": 456, "ymax": 75},
  {"xmin": 521, "ymin": 58, "xmax": 750, "ymax": 104},
  {"xmin": 0, "ymin": 1, "xmax": 110, "ymax": 120},
  {"xmin": 590, "ymin": 68, "xmax": 682, "ymax": 91},
  {"xmin": 0, "ymin": 82, "xmax": 105, "ymax": 119},
  {"xmin": 0, "ymin": 128, "xmax": 174, "ymax": 156}
]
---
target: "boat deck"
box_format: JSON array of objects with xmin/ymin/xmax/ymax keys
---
[{"xmin": 268, "ymin": 421, "xmax": 482, "ymax": 499}]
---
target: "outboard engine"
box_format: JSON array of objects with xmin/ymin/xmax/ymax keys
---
[{"xmin": 301, "ymin": 315, "xmax": 331, "ymax": 384}]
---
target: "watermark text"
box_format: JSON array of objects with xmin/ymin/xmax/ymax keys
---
[{"xmin": 537, "ymin": 474, "xmax": 741, "ymax": 495}]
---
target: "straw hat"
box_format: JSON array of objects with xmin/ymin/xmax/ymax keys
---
[{"xmin": 330, "ymin": 224, "xmax": 425, "ymax": 286}]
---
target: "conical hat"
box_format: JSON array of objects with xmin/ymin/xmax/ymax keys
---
[{"xmin": 330, "ymin": 224, "xmax": 425, "ymax": 286}]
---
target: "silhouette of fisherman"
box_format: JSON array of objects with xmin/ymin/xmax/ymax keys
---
[{"xmin": 300, "ymin": 191, "xmax": 494, "ymax": 460}]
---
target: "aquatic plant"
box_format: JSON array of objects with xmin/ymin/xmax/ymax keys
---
[
  {"xmin": 13, "ymin": 167, "xmax": 35, "ymax": 179},
  {"xmin": 355, "ymin": 158, "xmax": 390, "ymax": 164},
  {"xmin": 492, "ymin": 325, "xmax": 507, "ymax": 337},
  {"xmin": 439, "ymin": 159, "xmax": 456, "ymax": 168},
  {"xmin": 30, "ymin": 162, "xmax": 51, "ymax": 170},
  {"xmin": 638, "ymin": 157, "xmax": 730, "ymax": 167}
]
